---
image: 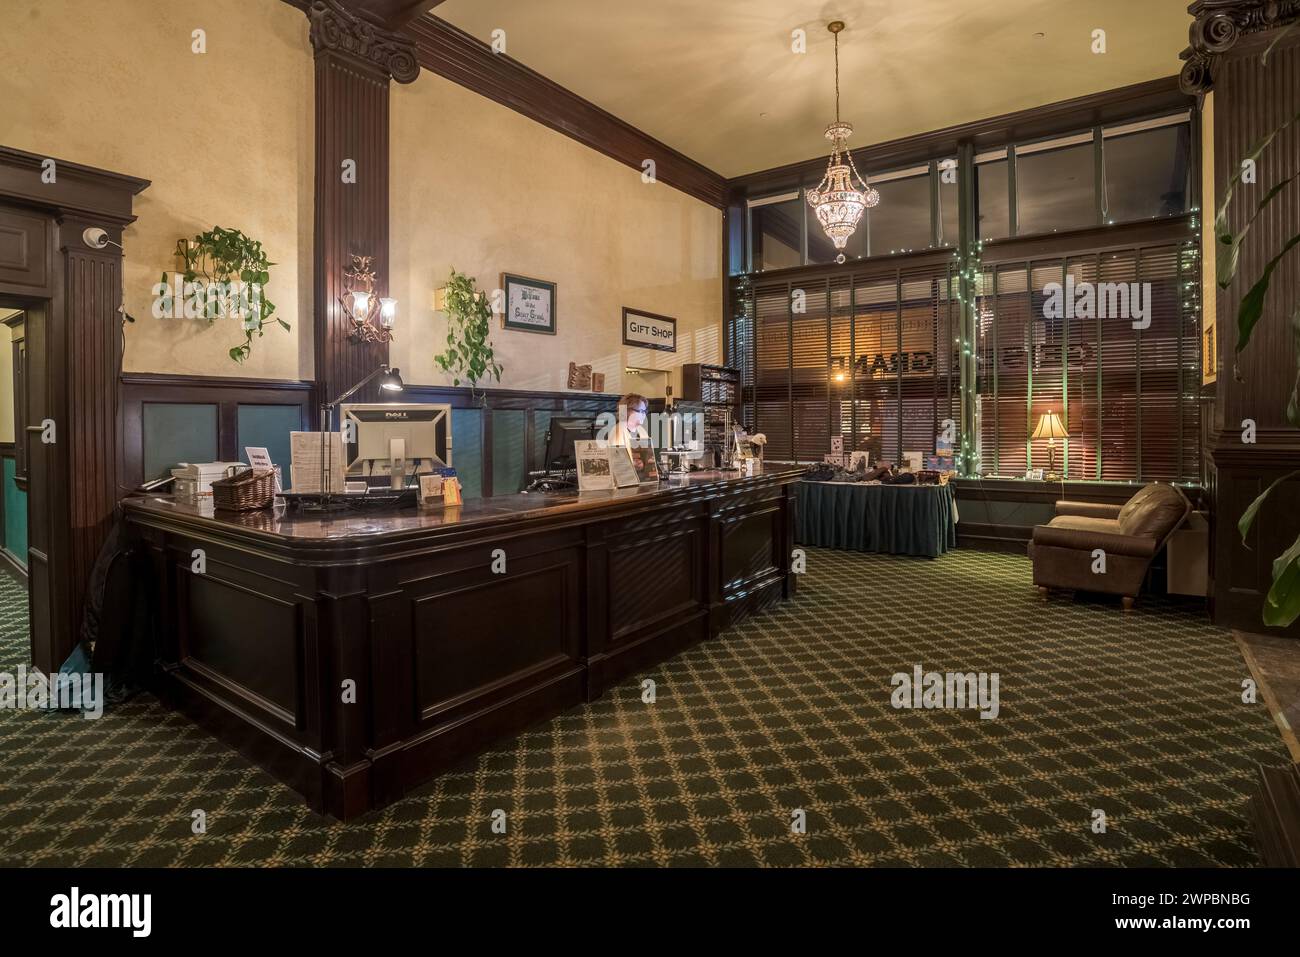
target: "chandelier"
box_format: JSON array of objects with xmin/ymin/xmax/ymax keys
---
[{"xmin": 806, "ymin": 20, "xmax": 878, "ymax": 264}]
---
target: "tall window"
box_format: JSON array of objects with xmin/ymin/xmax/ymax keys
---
[
  {"xmin": 736, "ymin": 261, "xmax": 958, "ymax": 462},
  {"xmin": 1015, "ymin": 133, "xmax": 1097, "ymax": 235},
  {"xmin": 1103, "ymin": 119, "xmax": 1191, "ymax": 222},
  {"xmin": 974, "ymin": 239, "xmax": 1201, "ymax": 482},
  {"xmin": 748, "ymin": 192, "xmax": 802, "ymax": 272},
  {"xmin": 732, "ymin": 109, "xmax": 1201, "ymax": 484}
]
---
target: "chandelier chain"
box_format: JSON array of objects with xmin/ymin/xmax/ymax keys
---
[{"xmin": 834, "ymin": 29, "xmax": 840, "ymax": 125}]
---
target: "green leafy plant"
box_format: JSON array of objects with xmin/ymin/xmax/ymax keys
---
[
  {"xmin": 161, "ymin": 225, "xmax": 286, "ymax": 363},
  {"xmin": 1218, "ymin": 35, "xmax": 1300, "ymax": 627},
  {"xmin": 434, "ymin": 268, "xmax": 502, "ymax": 394}
]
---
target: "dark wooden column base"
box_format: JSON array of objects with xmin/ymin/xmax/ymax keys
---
[{"xmin": 1252, "ymin": 762, "xmax": 1300, "ymax": 867}]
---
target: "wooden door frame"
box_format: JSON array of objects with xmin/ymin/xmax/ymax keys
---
[{"xmin": 0, "ymin": 146, "xmax": 149, "ymax": 672}]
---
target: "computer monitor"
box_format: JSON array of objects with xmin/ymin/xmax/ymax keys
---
[
  {"xmin": 544, "ymin": 417, "xmax": 596, "ymax": 471},
  {"xmin": 341, "ymin": 403, "xmax": 451, "ymax": 488}
]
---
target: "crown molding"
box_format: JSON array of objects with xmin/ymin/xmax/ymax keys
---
[{"xmin": 402, "ymin": 15, "xmax": 727, "ymax": 208}]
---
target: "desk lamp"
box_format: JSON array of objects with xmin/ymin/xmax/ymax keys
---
[{"xmin": 314, "ymin": 364, "xmax": 404, "ymax": 508}]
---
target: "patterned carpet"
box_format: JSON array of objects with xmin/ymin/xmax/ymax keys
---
[{"xmin": 0, "ymin": 549, "xmax": 1288, "ymax": 867}]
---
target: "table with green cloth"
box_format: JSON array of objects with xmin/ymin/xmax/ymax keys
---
[{"xmin": 794, "ymin": 480, "xmax": 958, "ymax": 558}]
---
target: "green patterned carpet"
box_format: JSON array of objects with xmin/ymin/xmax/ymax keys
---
[{"xmin": 0, "ymin": 549, "xmax": 1288, "ymax": 867}]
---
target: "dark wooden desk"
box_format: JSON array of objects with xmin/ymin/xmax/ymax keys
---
[{"xmin": 124, "ymin": 466, "xmax": 803, "ymax": 820}]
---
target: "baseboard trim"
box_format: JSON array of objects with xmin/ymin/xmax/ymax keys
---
[{"xmin": 0, "ymin": 548, "xmax": 27, "ymax": 582}]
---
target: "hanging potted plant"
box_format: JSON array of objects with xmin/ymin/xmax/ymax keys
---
[{"xmin": 160, "ymin": 225, "xmax": 288, "ymax": 363}]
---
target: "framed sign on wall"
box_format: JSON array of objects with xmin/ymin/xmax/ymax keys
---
[
  {"xmin": 622, "ymin": 307, "xmax": 676, "ymax": 353},
  {"xmin": 502, "ymin": 273, "xmax": 557, "ymax": 335}
]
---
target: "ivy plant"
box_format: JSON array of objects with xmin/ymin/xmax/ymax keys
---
[
  {"xmin": 434, "ymin": 268, "xmax": 503, "ymax": 395},
  {"xmin": 161, "ymin": 225, "xmax": 287, "ymax": 363},
  {"xmin": 1217, "ymin": 25, "xmax": 1300, "ymax": 627}
]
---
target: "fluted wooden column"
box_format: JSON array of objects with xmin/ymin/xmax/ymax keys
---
[
  {"xmin": 308, "ymin": 0, "xmax": 419, "ymax": 408},
  {"xmin": 1181, "ymin": 1, "xmax": 1300, "ymax": 636}
]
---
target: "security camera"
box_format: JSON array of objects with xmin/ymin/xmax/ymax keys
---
[{"xmin": 81, "ymin": 227, "xmax": 121, "ymax": 250}]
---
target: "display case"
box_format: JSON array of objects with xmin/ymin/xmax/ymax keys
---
[{"xmin": 680, "ymin": 363, "xmax": 740, "ymax": 463}]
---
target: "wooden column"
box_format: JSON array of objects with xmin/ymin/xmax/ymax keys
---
[
  {"xmin": 1181, "ymin": 1, "xmax": 1300, "ymax": 638},
  {"xmin": 307, "ymin": 0, "xmax": 419, "ymax": 408}
]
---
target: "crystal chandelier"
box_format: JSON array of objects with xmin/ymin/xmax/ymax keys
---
[{"xmin": 806, "ymin": 20, "xmax": 879, "ymax": 264}]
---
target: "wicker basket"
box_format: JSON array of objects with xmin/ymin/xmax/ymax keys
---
[{"xmin": 210, "ymin": 465, "xmax": 276, "ymax": 511}]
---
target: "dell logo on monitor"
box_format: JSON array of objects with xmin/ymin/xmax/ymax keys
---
[{"xmin": 384, "ymin": 411, "xmax": 409, "ymax": 420}]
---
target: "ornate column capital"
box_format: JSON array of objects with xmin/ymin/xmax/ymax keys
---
[
  {"xmin": 1179, "ymin": 0, "xmax": 1300, "ymax": 94},
  {"xmin": 308, "ymin": 0, "xmax": 420, "ymax": 83}
]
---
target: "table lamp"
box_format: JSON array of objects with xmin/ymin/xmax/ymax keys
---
[{"xmin": 1031, "ymin": 409, "xmax": 1069, "ymax": 481}]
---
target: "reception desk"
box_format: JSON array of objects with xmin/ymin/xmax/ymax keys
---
[{"xmin": 123, "ymin": 466, "xmax": 803, "ymax": 820}]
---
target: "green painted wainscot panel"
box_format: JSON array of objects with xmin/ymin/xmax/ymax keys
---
[
  {"xmin": 237, "ymin": 404, "xmax": 302, "ymax": 474},
  {"xmin": 452, "ymin": 408, "xmax": 482, "ymax": 500},
  {"xmin": 143, "ymin": 402, "xmax": 218, "ymax": 480},
  {"xmin": 492, "ymin": 410, "xmax": 527, "ymax": 496},
  {"xmin": 3, "ymin": 457, "xmax": 26, "ymax": 567},
  {"xmin": 534, "ymin": 411, "xmax": 554, "ymax": 472}
]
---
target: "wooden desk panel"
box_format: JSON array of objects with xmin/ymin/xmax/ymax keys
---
[{"xmin": 124, "ymin": 466, "xmax": 803, "ymax": 819}]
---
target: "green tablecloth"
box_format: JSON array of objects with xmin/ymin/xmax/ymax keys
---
[{"xmin": 795, "ymin": 480, "xmax": 957, "ymax": 558}]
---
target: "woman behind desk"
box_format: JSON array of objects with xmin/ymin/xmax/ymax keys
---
[{"xmin": 611, "ymin": 392, "xmax": 658, "ymax": 481}]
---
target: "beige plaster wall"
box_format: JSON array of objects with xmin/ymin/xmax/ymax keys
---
[
  {"xmin": 0, "ymin": 0, "xmax": 314, "ymax": 380},
  {"xmin": 389, "ymin": 71, "xmax": 723, "ymax": 397}
]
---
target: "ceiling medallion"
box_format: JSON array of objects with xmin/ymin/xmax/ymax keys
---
[{"xmin": 806, "ymin": 21, "xmax": 879, "ymax": 264}]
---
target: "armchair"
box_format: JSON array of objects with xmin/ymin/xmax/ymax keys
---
[{"xmin": 1028, "ymin": 483, "xmax": 1192, "ymax": 610}]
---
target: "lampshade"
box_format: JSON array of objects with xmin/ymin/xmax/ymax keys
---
[
  {"xmin": 1031, "ymin": 410, "xmax": 1069, "ymax": 440},
  {"xmin": 379, "ymin": 367, "xmax": 404, "ymax": 392}
]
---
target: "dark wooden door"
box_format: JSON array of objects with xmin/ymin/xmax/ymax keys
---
[{"xmin": 21, "ymin": 301, "xmax": 64, "ymax": 672}]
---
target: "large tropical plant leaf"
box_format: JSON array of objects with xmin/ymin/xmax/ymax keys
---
[
  {"xmin": 1216, "ymin": 172, "xmax": 1300, "ymax": 288},
  {"xmin": 1263, "ymin": 532, "xmax": 1300, "ymax": 627},
  {"xmin": 1238, "ymin": 469, "xmax": 1300, "ymax": 542},
  {"xmin": 1263, "ymin": 21, "xmax": 1300, "ymax": 65},
  {"xmin": 1214, "ymin": 106, "xmax": 1300, "ymax": 286},
  {"xmin": 1234, "ymin": 230, "xmax": 1300, "ymax": 353}
]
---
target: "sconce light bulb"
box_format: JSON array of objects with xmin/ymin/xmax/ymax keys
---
[{"xmin": 380, "ymin": 297, "xmax": 397, "ymax": 329}]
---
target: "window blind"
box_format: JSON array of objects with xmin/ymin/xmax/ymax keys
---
[
  {"xmin": 974, "ymin": 239, "xmax": 1200, "ymax": 481},
  {"xmin": 733, "ymin": 259, "xmax": 959, "ymax": 464}
]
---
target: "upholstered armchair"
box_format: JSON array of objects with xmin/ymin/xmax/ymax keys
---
[{"xmin": 1028, "ymin": 483, "xmax": 1192, "ymax": 610}]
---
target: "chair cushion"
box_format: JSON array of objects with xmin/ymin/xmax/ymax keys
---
[
  {"xmin": 1046, "ymin": 515, "xmax": 1123, "ymax": 535},
  {"xmin": 1117, "ymin": 483, "xmax": 1189, "ymax": 540}
]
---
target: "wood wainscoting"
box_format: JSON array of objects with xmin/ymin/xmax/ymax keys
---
[
  {"xmin": 119, "ymin": 372, "xmax": 632, "ymax": 501},
  {"xmin": 119, "ymin": 373, "xmax": 314, "ymax": 490}
]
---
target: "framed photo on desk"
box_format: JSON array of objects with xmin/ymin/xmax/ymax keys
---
[{"xmin": 502, "ymin": 273, "xmax": 556, "ymax": 334}]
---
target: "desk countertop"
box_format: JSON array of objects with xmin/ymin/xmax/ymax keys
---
[{"xmin": 123, "ymin": 465, "xmax": 806, "ymax": 546}]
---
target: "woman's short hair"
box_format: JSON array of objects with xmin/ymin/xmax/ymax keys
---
[{"xmin": 619, "ymin": 393, "xmax": 649, "ymax": 415}]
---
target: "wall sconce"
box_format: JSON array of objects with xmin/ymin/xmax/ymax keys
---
[{"xmin": 340, "ymin": 254, "xmax": 395, "ymax": 343}]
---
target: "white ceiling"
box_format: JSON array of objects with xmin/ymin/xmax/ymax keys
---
[{"xmin": 436, "ymin": 0, "xmax": 1192, "ymax": 178}]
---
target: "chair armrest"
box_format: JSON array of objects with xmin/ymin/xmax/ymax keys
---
[
  {"xmin": 1031, "ymin": 525, "xmax": 1157, "ymax": 558},
  {"xmin": 1054, "ymin": 500, "xmax": 1123, "ymax": 520}
]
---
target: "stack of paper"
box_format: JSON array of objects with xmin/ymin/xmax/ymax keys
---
[{"xmin": 289, "ymin": 431, "xmax": 346, "ymax": 494}]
